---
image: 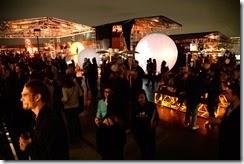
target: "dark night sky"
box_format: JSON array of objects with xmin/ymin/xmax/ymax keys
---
[{"xmin": 0, "ymin": 0, "xmax": 241, "ymax": 37}]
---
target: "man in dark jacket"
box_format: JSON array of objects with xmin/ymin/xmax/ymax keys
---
[
  {"xmin": 19, "ymin": 80, "xmax": 69, "ymax": 160},
  {"xmin": 184, "ymin": 69, "xmax": 204, "ymax": 130},
  {"xmin": 218, "ymin": 82, "xmax": 240, "ymax": 160}
]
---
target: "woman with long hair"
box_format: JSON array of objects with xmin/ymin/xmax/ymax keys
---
[
  {"xmin": 132, "ymin": 89, "xmax": 159, "ymax": 159},
  {"xmin": 61, "ymin": 74, "xmax": 83, "ymax": 142}
]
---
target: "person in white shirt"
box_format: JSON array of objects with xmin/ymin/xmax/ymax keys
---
[{"xmin": 61, "ymin": 74, "xmax": 83, "ymax": 142}]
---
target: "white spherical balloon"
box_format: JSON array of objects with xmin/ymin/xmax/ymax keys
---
[
  {"xmin": 78, "ymin": 48, "xmax": 101, "ymax": 67},
  {"xmin": 135, "ymin": 33, "xmax": 178, "ymax": 73}
]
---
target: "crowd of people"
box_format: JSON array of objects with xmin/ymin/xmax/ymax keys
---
[
  {"xmin": 156, "ymin": 51, "xmax": 240, "ymax": 130},
  {"xmin": 0, "ymin": 51, "xmax": 81, "ymax": 159},
  {"xmin": 0, "ymin": 49, "xmax": 240, "ymax": 160}
]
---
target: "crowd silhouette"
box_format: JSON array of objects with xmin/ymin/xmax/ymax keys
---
[{"xmin": 0, "ymin": 49, "xmax": 240, "ymax": 160}]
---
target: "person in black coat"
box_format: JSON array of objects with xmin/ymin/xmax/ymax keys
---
[
  {"xmin": 97, "ymin": 87, "xmax": 126, "ymax": 160},
  {"xmin": 19, "ymin": 80, "xmax": 69, "ymax": 160},
  {"xmin": 132, "ymin": 89, "xmax": 159, "ymax": 160},
  {"xmin": 184, "ymin": 69, "xmax": 204, "ymax": 130},
  {"xmin": 218, "ymin": 82, "xmax": 240, "ymax": 160}
]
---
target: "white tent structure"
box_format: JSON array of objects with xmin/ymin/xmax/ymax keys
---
[{"xmin": 0, "ymin": 17, "xmax": 94, "ymax": 38}]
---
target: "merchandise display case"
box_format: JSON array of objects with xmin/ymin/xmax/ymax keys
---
[{"xmin": 154, "ymin": 89, "xmax": 228, "ymax": 119}]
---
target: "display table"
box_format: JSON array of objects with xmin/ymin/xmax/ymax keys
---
[{"xmin": 153, "ymin": 87, "xmax": 228, "ymax": 119}]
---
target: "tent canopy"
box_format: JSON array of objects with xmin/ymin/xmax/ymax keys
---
[{"xmin": 0, "ymin": 17, "xmax": 94, "ymax": 38}]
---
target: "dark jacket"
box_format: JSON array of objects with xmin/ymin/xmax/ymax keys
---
[
  {"xmin": 132, "ymin": 101, "xmax": 159, "ymax": 134},
  {"xmin": 131, "ymin": 101, "xmax": 159, "ymax": 160},
  {"xmin": 185, "ymin": 73, "xmax": 204, "ymax": 103},
  {"xmin": 219, "ymin": 105, "xmax": 240, "ymax": 160},
  {"xmin": 27, "ymin": 105, "xmax": 69, "ymax": 160}
]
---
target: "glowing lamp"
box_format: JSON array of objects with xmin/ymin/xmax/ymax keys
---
[
  {"xmin": 135, "ymin": 33, "xmax": 178, "ymax": 73},
  {"xmin": 70, "ymin": 42, "xmax": 85, "ymax": 55},
  {"xmin": 78, "ymin": 48, "xmax": 101, "ymax": 68},
  {"xmin": 69, "ymin": 42, "xmax": 85, "ymax": 64}
]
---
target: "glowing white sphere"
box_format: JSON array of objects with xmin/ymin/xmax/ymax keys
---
[
  {"xmin": 78, "ymin": 48, "xmax": 101, "ymax": 67},
  {"xmin": 135, "ymin": 33, "xmax": 178, "ymax": 73}
]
